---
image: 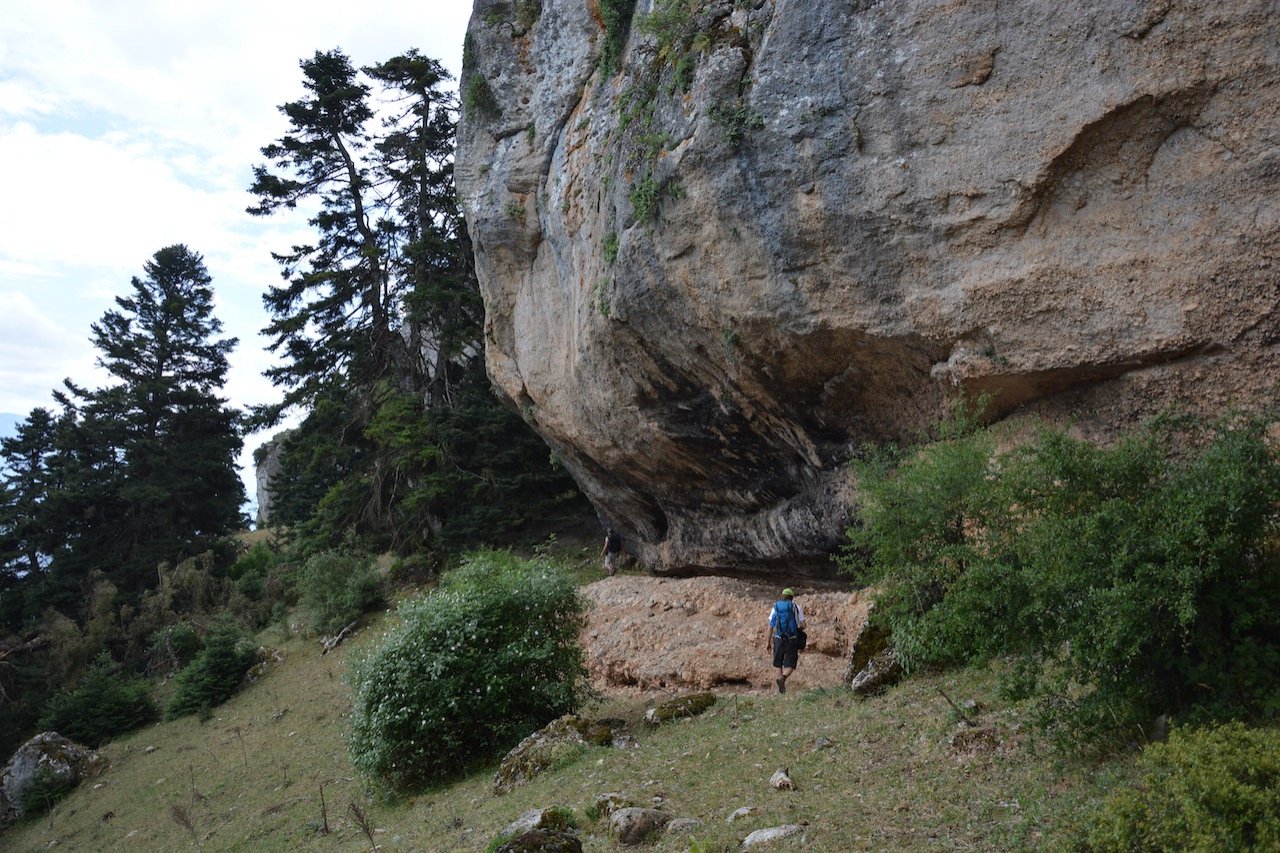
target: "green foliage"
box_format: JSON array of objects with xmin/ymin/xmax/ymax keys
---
[
  {"xmin": 465, "ymin": 74, "xmax": 501, "ymax": 119},
  {"xmin": 709, "ymin": 99, "xmax": 764, "ymax": 147},
  {"xmin": 599, "ymin": 0, "xmax": 638, "ymax": 77},
  {"xmin": 146, "ymin": 621, "xmax": 201, "ymax": 675},
  {"xmin": 297, "ymin": 550, "xmax": 383, "ymax": 635},
  {"xmin": 38, "ymin": 653, "xmax": 157, "ymax": 747},
  {"xmin": 593, "ymin": 278, "xmax": 612, "ymax": 318},
  {"xmin": 18, "ymin": 766, "xmax": 77, "ymax": 818},
  {"xmin": 227, "ymin": 543, "xmax": 281, "ymax": 602},
  {"xmin": 1082, "ymin": 722, "xmax": 1280, "ymax": 851},
  {"xmin": 165, "ymin": 621, "xmax": 260, "ymax": 720},
  {"xmin": 515, "ymin": 0, "xmax": 542, "ymax": 34},
  {"xmin": 629, "ymin": 173, "xmax": 662, "ymax": 222},
  {"xmin": 639, "ymin": 0, "xmax": 709, "ymax": 93},
  {"xmin": 1, "ymin": 245, "xmax": 244, "ymax": 624},
  {"xmin": 602, "ymin": 231, "xmax": 619, "ymax": 264},
  {"xmin": 842, "ymin": 412, "xmax": 1280, "ymax": 741},
  {"xmin": 348, "ymin": 550, "xmax": 590, "ymax": 793}
]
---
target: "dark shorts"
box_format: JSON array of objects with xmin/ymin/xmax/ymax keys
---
[{"xmin": 772, "ymin": 635, "xmax": 799, "ymax": 669}]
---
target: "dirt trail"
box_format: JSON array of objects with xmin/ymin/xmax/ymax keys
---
[{"xmin": 581, "ymin": 575, "xmax": 868, "ymax": 696}]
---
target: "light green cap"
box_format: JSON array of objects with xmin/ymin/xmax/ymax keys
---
[{"xmin": 782, "ymin": 588, "xmax": 795, "ymax": 597}]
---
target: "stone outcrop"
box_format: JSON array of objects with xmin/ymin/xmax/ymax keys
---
[
  {"xmin": 458, "ymin": 0, "xmax": 1280, "ymax": 577},
  {"xmin": 494, "ymin": 714, "xmax": 631, "ymax": 793},
  {"xmin": 0, "ymin": 732, "xmax": 102, "ymax": 827},
  {"xmin": 252, "ymin": 429, "xmax": 293, "ymax": 527}
]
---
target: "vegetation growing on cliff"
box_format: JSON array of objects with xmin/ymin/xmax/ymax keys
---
[
  {"xmin": 598, "ymin": 0, "xmax": 638, "ymax": 78},
  {"xmin": 842, "ymin": 410, "xmax": 1280, "ymax": 745}
]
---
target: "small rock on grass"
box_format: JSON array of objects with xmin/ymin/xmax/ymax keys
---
[
  {"xmin": 610, "ymin": 807, "xmax": 671, "ymax": 845},
  {"xmin": 742, "ymin": 824, "xmax": 806, "ymax": 847}
]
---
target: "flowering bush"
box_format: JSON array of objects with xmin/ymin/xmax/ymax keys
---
[{"xmin": 348, "ymin": 550, "xmax": 590, "ymax": 793}]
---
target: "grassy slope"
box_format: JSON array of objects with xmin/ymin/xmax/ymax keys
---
[{"xmin": 4, "ymin": 597, "xmax": 1135, "ymax": 852}]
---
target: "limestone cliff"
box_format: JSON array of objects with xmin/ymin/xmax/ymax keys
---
[{"xmin": 456, "ymin": 0, "xmax": 1280, "ymax": 577}]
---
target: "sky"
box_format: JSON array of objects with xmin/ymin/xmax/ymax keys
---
[{"xmin": 0, "ymin": 0, "xmax": 472, "ymax": 512}]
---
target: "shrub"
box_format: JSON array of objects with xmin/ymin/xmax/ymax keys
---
[
  {"xmin": 841, "ymin": 413, "xmax": 1280, "ymax": 741},
  {"xmin": 348, "ymin": 550, "xmax": 590, "ymax": 793},
  {"xmin": 228, "ymin": 543, "xmax": 280, "ymax": 601},
  {"xmin": 165, "ymin": 621, "xmax": 260, "ymax": 720},
  {"xmin": 298, "ymin": 550, "xmax": 384, "ymax": 635},
  {"xmin": 464, "ymin": 74, "xmax": 501, "ymax": 119},
  {"xmin": 599, "ymin": 0, "xmax": 638, "ymax": 77},
  {"xmin": 38, "ymin": 653, "xmax": 157, "ymax": 747},
  {"xmin": 1082, "ymin": 722, "xmax": 1280, "ymax": 851},
  {"xmin": 18, "ymin": 766, "xmax": 77, "ymax": 818}
]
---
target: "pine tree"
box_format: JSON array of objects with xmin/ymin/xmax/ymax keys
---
[
  {"xmin": 67, "ymin": 245, "xmax": 245, "ymax": 594},
  {"xmin": 251, "ymin": 50, "xmax": 587, "ymax": 554},
  {"xmin": 248, "ymin": 49, "xmax": 395, "ymax": 417}
]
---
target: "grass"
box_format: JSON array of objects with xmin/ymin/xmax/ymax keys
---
[{"xmin": 4, "ymin": 533, "xmax": 1136, "ymax": 850}]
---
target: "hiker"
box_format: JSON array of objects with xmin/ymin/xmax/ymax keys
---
[
  {"xmin": 767, "ymin": 588, "xmax": 806, "ymax": 694},
  {"xmin": 601, "ymin": 526, "xmax": 623, "ymax": 576}
]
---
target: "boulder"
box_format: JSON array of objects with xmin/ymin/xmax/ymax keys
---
[
  {"xmin": 496, "ymin": 829, "xmax": 583, "ymax": 853},
  {"xmin": 457, "ymin": 0, "xmax": 1280, "ymax": 578},
  {"xmin": 666, "ymin": 817, "xmax": 705, "ymax": 836},
  {"xmin": 844, "ymin": 606, "xmax": 904, "ymax": 695},
  {"xmin": 742, "ymin": 824, "xmax": 806, "ymax": 848},
  {"xmin": 583, "ymin": 576, "xmax": 865, "ymax": 692},
  {"xmin": 494, "ymin": 715, "xmax": 626, "ymax": 793},
  {"xmin": 644, "ymin": 692, "xmax": 716, "ymax": 727},
  {"xmin": 850, "ymin": 648, "xmax": 904, "ymax": 697},
  {"xmin": 1, "ymin": 732, "xmax": 103, "ymax": 827},
  {"xmin": 609, "ymin": 807, "xmax": 672, "ymax": 845},
  {"xmin": 500, "ymin": 806, "xmax": 578, "ymax": 840}
]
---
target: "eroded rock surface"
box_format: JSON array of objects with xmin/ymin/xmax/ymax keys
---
[
  {"xmin": 581, "ymin": 576, "xmax": 865, "ymax": 693},
  {"xmin": 458, "ymin": 0, "xmax": 1280, "ymax": 576}
]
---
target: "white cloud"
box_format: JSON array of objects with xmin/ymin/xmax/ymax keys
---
[
  {"xmin": 0, "ymin": 0, "xmax": 474, "ymax": 502},
  {"xmin": 0, "ymin": 290, "xmax": 101, "ymax": 413}
]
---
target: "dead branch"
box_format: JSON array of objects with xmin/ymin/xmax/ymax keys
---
[{"xmin": 321, "ymin": 621, "xmax": 359, "ymax": 655}]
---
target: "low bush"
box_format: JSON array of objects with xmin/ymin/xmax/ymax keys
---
[
  {"xmin": 17, "ymin": 766, "xmax": 77, "ymax": 818},
  {"xmin": 38, "ymin": 652, "xmax": 157, "ymax": 747},
  {"xmin": 146, "ymin": 621, "xmax": 201, "ymax": 676},
  {"xmin": 297, "ymin": 550, "xmax": 383, "ymax": 635},
  {"xmin": 165, "ymin": 621, "xmax": 260, "ymax": 720},
  {"xmin": 227, "ymin": 543, "xmax": 280, "ymax": 602},
  {"xmin": 1082, "ymin": 722, "xmax": 1280, "ymax": 851},
  {"xmin": 842, "ymin": 411, "xmax": 1280, "ymax": 741},
  {"xmin": 348, "ymin": 549, "xmax": 590, "ymax": 794}
]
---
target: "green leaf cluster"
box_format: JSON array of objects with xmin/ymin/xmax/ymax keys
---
[
  {"xmin": 1082, "ymin": 722, "xmax": 1280, "ymax": 851},
  {"xmin": 348, "ymin": 550, "xmax": 590, "ymax": 793},
  {"xmin": 165, "ymin": 621, "xmax": 260, "ymax": 720},
  {"xmin": 842, "ymin": 412, "xmax": 1280, "ymax": 740},
  {"xmin": 38, "ymin": 653, "xmax": 157, "ymax": 748},
  {"xmin": 297, "ymin": 550, "xmax": 383, "ymax": 635},
  {"xmin": 599, "ymin": 0, "xmax": 638, "ymax": 77}
]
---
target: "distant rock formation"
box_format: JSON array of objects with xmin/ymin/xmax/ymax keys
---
[
  {"xmin": 252, "ymin": 429, "xmax": 293, "ymax": 528},
  {"xmin": 458, "ymin": 0, "xmax": 1280, "ymax": 576}
]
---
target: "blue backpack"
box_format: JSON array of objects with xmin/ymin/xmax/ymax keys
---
[{"xmin": 773, "ymin": 600, "xmax": 798, "ymax": 638}]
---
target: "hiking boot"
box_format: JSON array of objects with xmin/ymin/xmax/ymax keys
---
[{"xmin": 776, "ymin": 677, "xmax": 786, "ymax": 694}]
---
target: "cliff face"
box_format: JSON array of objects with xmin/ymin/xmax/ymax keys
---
[{"xmin": 456, "ymin": 0, "xmax": 1280, "ymax": 577}]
